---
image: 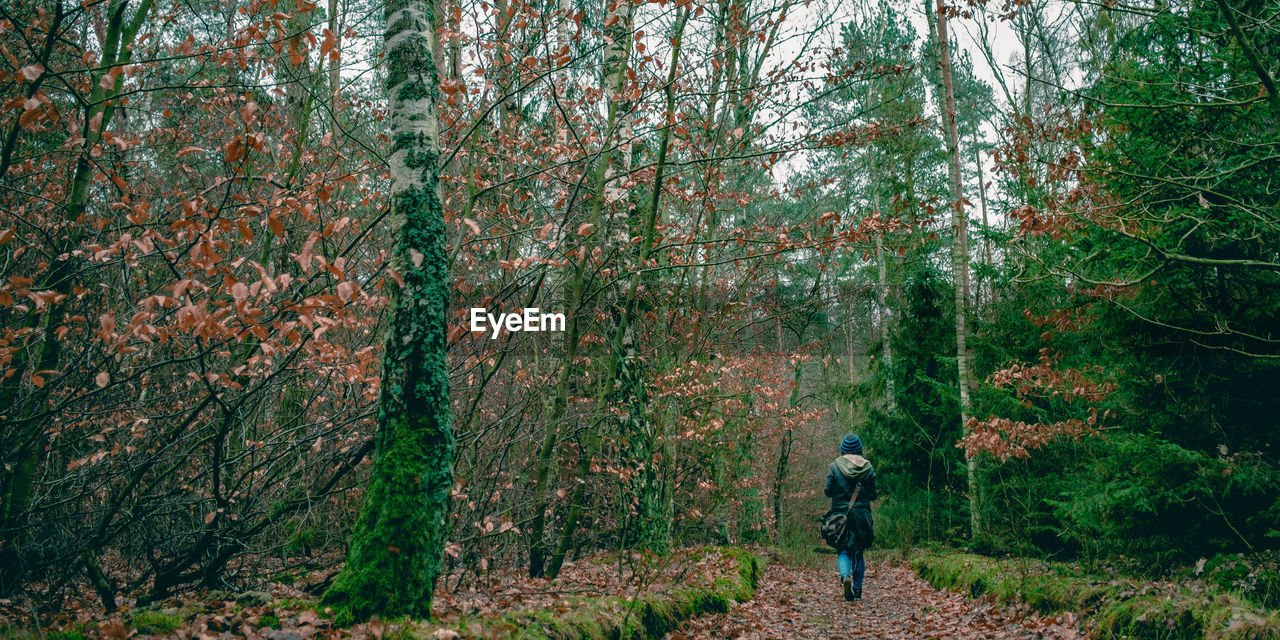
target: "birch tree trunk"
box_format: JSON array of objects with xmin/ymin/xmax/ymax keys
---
[
  {"xmin": 875, "ymin": 234, "xmax": 897, "ymax": 416},
  {"xmin": 871, "ymin": 156, "xmax": 897, "ymax": 417},
  {"xmin": 929, "ymin": 0, "xmax": 982, "ymax": 538},
  {"xmin": 320, "ymin": 0, "xmax": 453, "ymax": 623},
  {"xmin": 974, "ymin": 143, "xmax": 992, "ymax": 306}
]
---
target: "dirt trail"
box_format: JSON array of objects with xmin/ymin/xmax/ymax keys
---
[{"xmin": 668, "ymin": 561, "xmax": 1083, "ymax": 639}]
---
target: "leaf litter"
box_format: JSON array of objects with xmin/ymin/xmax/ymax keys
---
[
  {"xmin": 0, "ymin": 549, "xmax": 748, "ymax": 639},
  {"xmin": 668, "ymin": 561, "xmax": 1083, "ymax": 639}
]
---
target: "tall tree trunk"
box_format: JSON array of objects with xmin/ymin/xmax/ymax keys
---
[
  {"xmin": 622, "ymin": 326, "xmax": 670, "ymax": 553},
  {"xmin": 320, "ymin": 0, "xmax": 453, "ymax": 623},
  {"xmin": 974, "ymin": 143, "xmax": 992, "ymax": 305},
  {"xmin": 771, "ymin": 362, "xmax": 800, "ymax": 536},
  {"xmin": 847, "ymin": 314, "xmax": 855, "ymax": 419},
  {"xmin": 870, "ymin": 158, "xmax": 897, "ymax": 417},
  {"xmin": 0, "ymin": 0, "xmax": 153, "ymax": 590},
  {"xmin": 526, "ymin": 263, "xmax": 584, "ymax": 578},
  {"xmin": 527, "ymin": 0, "xmax": 636, "ymax": 578},
  {"xmin": 543, "ymin": 6, "xmax": 688, "ymax": 577},
  {"xmin": 770, "ymin": 267, "xmax": 822, "ymax": 536},
  {"xmin": 327, "ymin": 0, "xmax": 343, "ymax": 129},
  {"xmin": 626, "ymin": 5, "xmax": 688, "ymax": 556},
  {"xmin": 930, "ymin": 0, "xmax": 982, "ymax": 538},
  {"xmin": 875, "ymin": 234, "xmax": 897, "ymax": 416}
]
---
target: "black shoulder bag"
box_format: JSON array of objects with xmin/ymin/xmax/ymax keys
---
[{"xmin": 819, "ymin": 481, "xmax": 862, "ymax": 550}]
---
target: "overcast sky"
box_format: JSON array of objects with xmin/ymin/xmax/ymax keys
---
[{"xmin": 767, "ymin": 0, "xmax": 1032, "ymax": 210}]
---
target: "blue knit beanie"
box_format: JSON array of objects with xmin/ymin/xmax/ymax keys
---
[{"xmin": 840, "ymin": 433, "xmax": 863, "ymax": 455}]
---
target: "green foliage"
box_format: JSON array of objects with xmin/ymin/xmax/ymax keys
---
[
  {"xmin": 257, "ymin": 614, "xmax": 282, "ymax": 630},
  {"xmin": 284, "ymin": 526, "xmax": 316, "ymax": 556},
  {"xmin": 800, "ymin": 0, "xmax": 943, "ymax": 223},
  {"xmin": 862, "ymin": 264, "xmax": 968, "ymax": 544},
  {"xmin": 958, "ymin": 429, "xmax": 1280, "ymax": 562},
  {"xmin": 0, "ymin": 630, "xmax": 91, "ymax": 640},
  {"xmin": 966, "ymin": 236, "xmax": 1280, "ymax": 562},
  {"xmin": 1051, "ymin": 435, "xmax": 1280, "ymax": 561},
  {"xmin": 873, "ymin": 487, "xmax": 966, "ymax": 550},
  {"xmin": 737, "ymin": 486, "xmax": 767, "ymax": 544},
  {"xmin": 948, "ymin": 0, "xmax": 1280, "ymax": 569}
]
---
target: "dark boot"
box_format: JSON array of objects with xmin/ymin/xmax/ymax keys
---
[
  {"xmin": 853, "ymin": 587, "xmax": 863, "ymax": 600},
  {"xmin": 842, "ymin": 577, "xmax": 855, "ymax": 601}
]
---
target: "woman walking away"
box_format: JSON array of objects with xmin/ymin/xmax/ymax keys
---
[{"xmin": 824, "ymin": 433, "xmax": 878, "ymax": 601}]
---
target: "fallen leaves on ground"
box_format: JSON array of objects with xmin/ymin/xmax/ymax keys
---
[
  {"xmin": 668, "ymin": 561, "xmax": 1083, "ymax": 640},
  {"xmin": 2, "ymin": 549, "xmax": 747, "ymax": 639},
  {"xmin": 424, "ymin": 547, "xmax": 745, "ymax": 627}
]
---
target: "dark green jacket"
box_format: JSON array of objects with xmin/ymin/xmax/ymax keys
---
[
  {"xmin": 824, "ymin": 454, "xmax": 879, "ymax": 513},
  {"xmin": 823, "ymin": 454, "xmax": 878, "ymax": 551}
]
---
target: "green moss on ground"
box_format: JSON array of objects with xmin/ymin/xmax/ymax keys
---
[
  {"xmin": 43, "ymin": 633, "xmax": 89, "ymax": 640},
  {"xmin": 0, "ymin": 620, "xmax": 102, "ymax": 640},
  {"xmin": 910, "ymin": 549, "xmax": 1280, "ymax": 639},
  {"xmin": 273, "ymin": 597, "xmax": 317, "ymax": 611},
  {"xmin": 125, "ymin": 610, "xmax": 185, "ymax": 635},
  {"xmin": 0, "ymin": 630, "xmax": 88, "ymax": 640},
  {"xmin": 1197, "ymin": 551, "xmax": 1280, "ymax": 611}
]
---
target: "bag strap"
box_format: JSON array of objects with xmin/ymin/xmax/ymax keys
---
[
  {"xmin": 835, "ymin": 481, "xmax": 864, "ymax": 545},
  {"xmin": 844, "ymin": 481, "xmax": 863, "ymax": 520}
]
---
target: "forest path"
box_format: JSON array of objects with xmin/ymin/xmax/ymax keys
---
[{"xmin": 667, "ymin": 560, "xmax": 1083, "ymax": 639}]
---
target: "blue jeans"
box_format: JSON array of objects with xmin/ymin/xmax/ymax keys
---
[{"xmin": 837, "ymin": 549, "xmax": 865, "ymax": 589}]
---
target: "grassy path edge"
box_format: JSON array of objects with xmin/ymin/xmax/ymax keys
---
[{"xmin": 909, "ymin": 549, "xmax": 1279, "ymax": 639}]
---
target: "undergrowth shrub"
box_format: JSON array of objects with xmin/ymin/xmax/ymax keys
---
[{"xmin": 1052, "ymin": 436, "xmax": 1280, "ymax": 564}]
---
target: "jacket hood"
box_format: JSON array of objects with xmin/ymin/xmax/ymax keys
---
[{"xmin": 834, "ymin": 454, "xmax": 872, "ymax": 481}]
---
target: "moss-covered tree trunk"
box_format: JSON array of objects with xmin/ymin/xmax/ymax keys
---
[
  {"xmin": 621, "ymin": 5, "xmax": 688, "ymax": 557},
  {"xmin": 320, "ymin": 0, "xmax": 453, "ymax": 623}
]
